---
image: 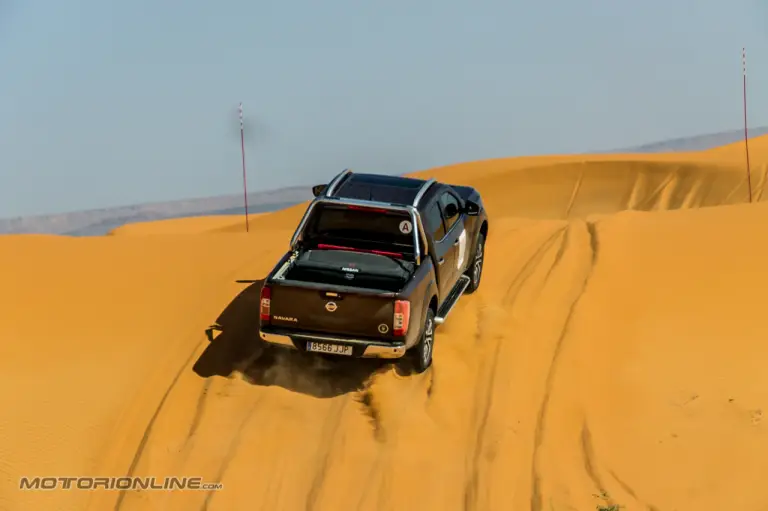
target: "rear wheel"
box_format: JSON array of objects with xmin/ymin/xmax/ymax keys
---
[
  {"xmin": 464, "ymin": 233, "xmax": 485, "ymax": 294},
  {"xmin": 410, "ymin": 308, "xmax": 435, "ymax": 374}
]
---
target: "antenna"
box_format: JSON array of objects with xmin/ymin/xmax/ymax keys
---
[
  {"xmin": 742, "ymin": 48, "xmax": 753, "ymax": 203},
  {"xmin": 239, "ymin": 102, "xmax": 250, "ymax": 231}
]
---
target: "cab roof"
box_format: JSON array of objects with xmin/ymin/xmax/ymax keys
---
[{"xmin": 330, "ymin": 173, "xmax": 430, "ymax": 206}]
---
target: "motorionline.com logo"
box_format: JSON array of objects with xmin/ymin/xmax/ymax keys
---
[{"xmin": 19, "ymin": 476, "xmax": 223, "ymax": 491}]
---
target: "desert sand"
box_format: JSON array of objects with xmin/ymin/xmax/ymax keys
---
[
  {"xmin": 107, "ymin": 213, "xmax": 265, "ymax": 236},
  {"xmin": 2, "ymin": 136, "xmax": 768, "ymax": 511}
]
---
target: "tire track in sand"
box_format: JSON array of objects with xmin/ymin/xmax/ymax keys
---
[
  {"xmin": 463, "ymin": 266, "xmax": 551, "ymax": 510},
  {"xmin": 463, "ymin": 222, "xmax": 576, "ymax": 511},
  {"xmin": 530, "ymin": 220, "xmax": 599, "ymax": 511},
  {"xmin": 102, "ymin": 256, "xmax": 276, "ymax": 511},
  {"xmin": 185, "ymin": 379, "xmax": 213, "ymax": 444},
  {"xmin": 114, "ymin": 339, "xmax": 205, "ymax": 511},
  {"xmin": 303, "ymin": 397, "xmax": 352, "ymax": 511},
  {"xmin": 201, "ymin": 354, "xmax": 367, "ymax": 511},
  {"xmin": 462, "ymin": 301, "xmax": 503, "ymax": 511},
  {"xmin": 351, "ymin": 369, "xmax": 432, "ymax": 511},
  {"xmin": 241, "ymin": 393, "xmax": 350, "ymax": 511},
  {"xmin": 503, "ymin": 225, "xmax": 569, "ymax": 305},
  {"xmin": 199, "ymin": 393, "xmax": 270, "ymax": 511}
]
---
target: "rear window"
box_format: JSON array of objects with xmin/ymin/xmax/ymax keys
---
[{"xmin": 304, "ymin": 204, "xmax": 417, "ymax": 250}]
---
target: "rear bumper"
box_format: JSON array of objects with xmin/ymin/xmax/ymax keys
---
[{"xmin": 259, "ymin": 327, "xmax": 407, "ymax": 359}]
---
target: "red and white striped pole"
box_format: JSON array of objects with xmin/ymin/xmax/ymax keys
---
[
  {"xmin": 240, "ymin": 102, "xmax": 250, "ymax": 232},
  {"xmin": 743, "ymin": 47, "xmax": 753, "ymax": 203}
]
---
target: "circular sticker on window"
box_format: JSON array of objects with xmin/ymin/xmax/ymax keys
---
[{"xmin": 399, "ymin": 220, "xmax": 413, "ymax": 234}]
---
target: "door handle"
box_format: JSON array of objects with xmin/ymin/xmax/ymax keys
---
[{"xmin": 438, "ymin": 258, "xmax": 445, "ymax": 265}]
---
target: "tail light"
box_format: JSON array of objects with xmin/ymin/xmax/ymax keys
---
[
  {"xmin": 260, "ymin": 285, "xmax": 271, "ymax": 322},
  {"xmin": 393, "ymin": 300, "xmax": 410, "ymax": 336}
]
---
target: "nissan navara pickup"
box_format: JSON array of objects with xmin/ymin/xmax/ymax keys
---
[{"xmin": 257, "ymin": 169, "xmax": 489, "ymax": 373}]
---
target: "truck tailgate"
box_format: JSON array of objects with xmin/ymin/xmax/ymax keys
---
[{"xmin": 266, "ymin": 282, "xmax": 397, "ymax": 339}]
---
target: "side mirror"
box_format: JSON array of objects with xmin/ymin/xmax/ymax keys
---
[
  {"xmin": 463, "ymin": 200, "xmax": 480, "ymax": 216},
  {"xmin": 312, "ymin": 184, "xmax": 328, "ymax": 197},
  {"xmin": 444, "ymin": 202, "xmax": 459, "ymax": 219}
]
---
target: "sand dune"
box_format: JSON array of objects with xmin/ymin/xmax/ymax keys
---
[
  {"xmin": 108, "ymin": 213, "xmax": 265, "ymax": 236},
  {"xmin": 3, "ymin": 136, "xmax": 768, "ymax": 511}
]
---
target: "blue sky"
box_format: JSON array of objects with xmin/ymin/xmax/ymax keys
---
[{"xmin": 1, "ymin": 0, "xmax": 767, "ymax": 217}]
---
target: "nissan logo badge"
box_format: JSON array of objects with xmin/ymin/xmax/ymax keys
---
[{"xmin": 325, "ymin": 301, "xmax": 337, "ymax": 312}]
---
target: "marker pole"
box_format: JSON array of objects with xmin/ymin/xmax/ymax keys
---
[
  {"xmin": 239, "ymin": 102, "xmax": 250, "ymax": 231},
  {"xmin": 743, "ymin": 48, "xmax": 753, "ymax": 203}
]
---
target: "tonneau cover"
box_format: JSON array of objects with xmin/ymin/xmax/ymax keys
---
[{"xmin": 288, "ymin": 249, "xmax": 414, "ymax": 290}]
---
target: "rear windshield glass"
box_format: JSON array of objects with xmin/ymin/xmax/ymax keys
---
[{"xmin": 304, "ymin": 204, "xmax": 417, "ymax": 250}]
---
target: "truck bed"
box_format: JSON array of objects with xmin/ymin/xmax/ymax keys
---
[
  {"xmin": 281, "ymin": 247, "xmax": 415, "ymax": 292},
  {"xmin": 263, "ymin": 248, "xmax": 414, "ymax": 340}
]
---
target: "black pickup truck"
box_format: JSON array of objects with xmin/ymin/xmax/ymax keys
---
[{"xmin": 257, "ymin": 169, "xmax": 489, "ymax": 373}]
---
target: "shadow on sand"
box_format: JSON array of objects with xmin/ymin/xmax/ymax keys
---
[{"xmin": 192, "ymin": 279, "xmax": 415, "ymax": 398}]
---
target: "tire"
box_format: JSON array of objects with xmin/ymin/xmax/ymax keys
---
[
  {"xmin": 464, "ymin": 232, "xmax": 485, "ymax": 294},
  {"xmin": 410, "ymin": 308, "xmax": 435, "ymax": 374}
]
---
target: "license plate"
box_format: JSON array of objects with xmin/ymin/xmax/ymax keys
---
[{"xmin": 306, "ymin": 341, "xmax": 353, "ymax": 356}]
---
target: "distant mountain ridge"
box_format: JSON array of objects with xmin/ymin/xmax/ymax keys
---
[
  {"xmin": 0, "ymin": 187, "xmax": 314, "ymax": 236},
  {"xmin": 2, "ymin": 126, "xmax": 766, "ymax": 236},
  {"xmin": 605, "ymin": 126, "xmax": 768, "ymax": 153}
]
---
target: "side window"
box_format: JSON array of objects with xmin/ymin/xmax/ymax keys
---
[
  {"xmin": 439, "ymin": 192, "xmax": 460, "ymax": 232},
  {"xmin": 425, "ymin": 202, "xmax": 446, "ymax": 240}
]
